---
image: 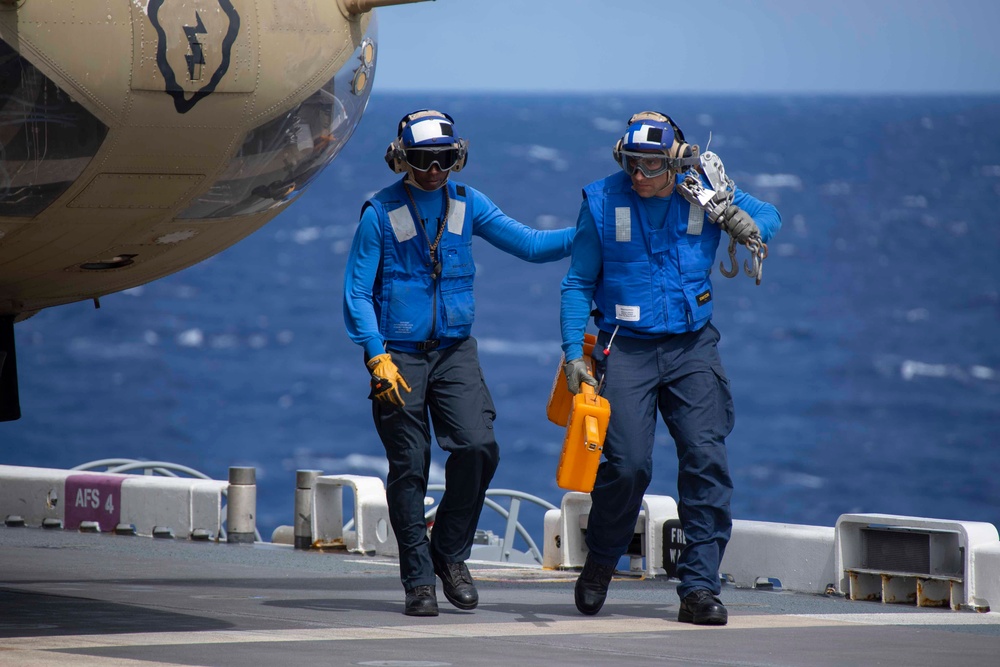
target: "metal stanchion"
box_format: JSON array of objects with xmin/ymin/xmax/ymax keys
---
[
  {"xmin": 294, "ymin": 470, "xmax": 322, "ymax": 549},
  {"xmin": 227, "ymin": 467, "xmax": 256, "ymax": 544}
]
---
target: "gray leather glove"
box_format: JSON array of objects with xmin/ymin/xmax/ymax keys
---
[
  {"xmin": 563, "ymin": 357, "xmax": 598, "ymax": 395},
  {"xmin": 720, "ymin": 205, "xmax": 759, "ymax": 243}
]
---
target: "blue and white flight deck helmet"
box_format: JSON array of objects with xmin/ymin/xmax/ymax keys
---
[
  {"xmin": 385, "ymin": 109, "xmax": 469, "ymax": 174},
  {"xmin": 613, "ymin": 111, "xmax": 700, "ymax": 178}
]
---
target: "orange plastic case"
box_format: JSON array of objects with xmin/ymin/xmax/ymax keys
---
[
  {"xmin": 556, "ymin": 383, "xmax": 610, "ymax": 493},
  {"xmin": 546, "ymin": 334, "xmax": 611, "ymax": 493}
]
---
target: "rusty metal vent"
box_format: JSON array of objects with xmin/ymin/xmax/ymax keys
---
[{"xmin": 862, "ymin": 528, "xmax": 930, "ymax": 574}]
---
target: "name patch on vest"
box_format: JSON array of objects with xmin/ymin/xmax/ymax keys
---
[
  {"xmin": 388, "ymin": 205, "xmax": 417, "ymax": 242},
  {"xmin": 696, "ymin": 290, "xmax": 712, "ymax": 306},
  {"xmin": 615, "ymin": 207, "xmax": 631, "ymax": 242},
  {"xmin": 615, "ymin": 304, "xmax": 640, "ymax": 322}
]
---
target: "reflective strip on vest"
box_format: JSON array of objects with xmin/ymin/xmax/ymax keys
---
[
  {"xmin": 388, "ymin": 205, "xmax": 417, "ymax": 242},
  {"xmin": 447, "ymin": 197, "xmax": 466, "ymax": 234},
  {"xmin": 686, "ymin": 201, "xmax": 704, "ymax": 236},
  {"xmin": 615, "ymin": 207, "xmax": 631, "ymax": 242}
]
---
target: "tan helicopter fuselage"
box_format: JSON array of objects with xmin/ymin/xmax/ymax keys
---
[{"xmin": 0, "ymin": 0, "xmax": 379, "ymax": 321}]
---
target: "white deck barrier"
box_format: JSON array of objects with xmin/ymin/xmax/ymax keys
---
[
  {"xmin": 835, "ymin": 513, "xmax": 1000, "ymax": 611},
  {"xmin": 5, "ymin": 464, "xmax": 999, "ymax": 612},
  {"xmin": 0, "ymin": 464, "xmax": 227, "ymax": 539},
  {"xmin": 720, "ymin": 520, "xmax": 836, "ymax": 593},
  {"xmin": 310, "ymin": 474, "xmax": 398, "ymax": 557},
  {"xmin": 120, "ymin": 475, "xmax": 227, "ymax": 539},
  {"xmin": 974, "ymin": 542, "xmax": 1000, "ymax": 612},
  {"xmin": 542, "ymin": 491, "xmax": 678, "ymax": 577},
  {"xmin": 541, "ymin": 496, "xmax": 1000, "ymax": 611}
]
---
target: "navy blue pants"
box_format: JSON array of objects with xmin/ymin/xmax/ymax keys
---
[
  {"xmin": 587, "ymin": 323, "xmax": 734, "ymax": 598},
  {"xmin": 373, "ymin": 337, "xmax": 499, "ymax": 591}
]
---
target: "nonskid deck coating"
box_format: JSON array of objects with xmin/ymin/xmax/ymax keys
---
[{"xmin": 2, "ymin": 527, "xmax": 999, "ymax": 667}]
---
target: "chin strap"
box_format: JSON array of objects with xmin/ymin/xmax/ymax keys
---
[
  {"xmin": 404, "ymin": 172, "xmax": 448, "ymax": 191},
  {"xmin": 675, "ymin": 151, "xmax": 768, "ymax": 285}
]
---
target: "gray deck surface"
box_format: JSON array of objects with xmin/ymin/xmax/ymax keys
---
[{"xmin": 2, "ymin": 527, "xmax": 999, "ymax": 666}]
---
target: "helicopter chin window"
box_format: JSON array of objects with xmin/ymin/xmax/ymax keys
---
[
  {"xmin": 177, "ymin": 18, "xmax": 379, "ymax": 220},
  {"xmin": 0, "ymin": 40, "xmax": 109, "ymax": 218}
]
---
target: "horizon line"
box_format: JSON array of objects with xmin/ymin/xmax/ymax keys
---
[{"xmin": 372, "ymin": 89, "xmax": 1000, "ymax": 97}]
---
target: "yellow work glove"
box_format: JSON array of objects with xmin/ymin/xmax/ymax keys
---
[{"xmin": 366, "ymin": 353, "xmax": 411, "ymax": 407}]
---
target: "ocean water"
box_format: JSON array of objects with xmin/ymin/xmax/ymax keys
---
[{"xmin": 3, "ymin": 93, "xmax": 999, "ymax": 544}]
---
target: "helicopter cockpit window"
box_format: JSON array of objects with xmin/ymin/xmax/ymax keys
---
[
  {"xmin": 0, "ymin": 40, "xmax": 109, "ymax": 218},
  {"xmin": 178, "ymin": 19, "xmax": 378, "ymax": 220}
]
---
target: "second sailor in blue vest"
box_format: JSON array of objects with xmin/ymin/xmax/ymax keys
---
[
  {"xmin": 560, "ymin": 111, "xmax": 781, "ymax": 626},
  {"xmin": 344, "ymin": 110, "xmax": 574, "ymax": 617}
]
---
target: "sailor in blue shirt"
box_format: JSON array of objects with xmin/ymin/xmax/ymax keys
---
[
  {"xmin": 344, "ymin": 110, "xmax": 573, "ymax": 617},
  {"xmin": 560, "ymin": 111, "xmax": 781, "ymax": 626}
]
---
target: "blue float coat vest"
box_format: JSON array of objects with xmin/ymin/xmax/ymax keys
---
[
  {"xmin": 585, "ymin": 171, "xmax": 722, "ymax": 335},
  {"xmin": 366, "ymin": 180, "xmax": 476, "ymax": 343}
]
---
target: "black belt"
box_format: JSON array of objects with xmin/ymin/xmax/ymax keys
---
[{"xmin": 388, "ymin": 339, "xmax": 441, "ymax": 352}]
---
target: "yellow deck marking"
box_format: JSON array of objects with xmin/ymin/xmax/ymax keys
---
[
  {"xmin": 0, "ymin": 652, "xmax": 207, "ymax": 667},
  {"xmin": 0, "ymin": 614, "xmax": 848, "ymax": 653},
  {"xmin": 794, "ymin": 612, "xmax": 1000, "ymax": 626}
]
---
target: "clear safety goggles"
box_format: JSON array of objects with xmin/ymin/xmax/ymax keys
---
[
  {"xmin": 405, "ymin": 146, "xmax": 461, "ymax": 172},
  {"xmin": 617, "ymin": 150, "xmax": 673, "ymax": 178}
]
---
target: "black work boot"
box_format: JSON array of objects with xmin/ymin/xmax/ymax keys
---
[
  {"xmin": 678, "ymin": 589, "xmax": 728, "ymax": 625},
  {"xmin": 574, "ymin": 554, "xmax": 615, "ymax": 615},
  {"xmin": 404, "ymin": 585, "xmax": 439, "ymax": 617},
  {"xmin": 433, "ymin": 560, "xmax": 478, "ymax": 610}
]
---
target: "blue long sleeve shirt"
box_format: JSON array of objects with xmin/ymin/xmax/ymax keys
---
[{"xmin": 345, "ymin": 179, "xmax": 574, "ymax": 359}]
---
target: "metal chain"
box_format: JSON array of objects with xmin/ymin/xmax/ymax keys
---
[
  {"xmin": 403, "ymin": 182, "xmax": 450, "ymax": 279},
  {"xmin": 676, "ymin": 153, "xmax": 768, "ymax": 285},
  {"xmin": 744, "ymin": 235, "xmax": 768, "ymax": 285}
]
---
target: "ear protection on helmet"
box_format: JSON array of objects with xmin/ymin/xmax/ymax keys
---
[
  {"xmin": 384, "ymin": 109, "xmax": 468, "ymax": 174},
  {"xmin": 612, "ymin": 110, "xmax": 700, "ymax": 171},
  {"xmin": 384, "ymin": 139, "xmax": 408, "ymax": 174}
]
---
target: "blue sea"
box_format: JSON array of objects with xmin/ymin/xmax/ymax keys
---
[{"xmin": 3, "ymin": 94, "xmax": 999, "ymax": 543}]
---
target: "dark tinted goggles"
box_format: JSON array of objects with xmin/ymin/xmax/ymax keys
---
[
  {"xmin": 405, "ymin": 147, "xmax": 460, "ymax": 172},
  {"xmin": 618, "ymin": 151, "xmax": 672, "ymax": 178}
]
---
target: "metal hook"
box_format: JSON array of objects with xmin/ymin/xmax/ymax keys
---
[{"xmin": 720, "ymin": 236, "xmax": 739, "ymax": 278}]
